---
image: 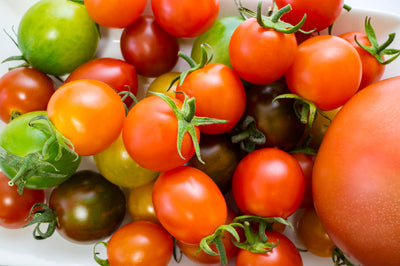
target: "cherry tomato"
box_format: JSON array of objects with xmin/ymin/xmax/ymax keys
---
[
  {"xmin": 128, "ymin": 180, "xmax": 160, "ymax": 224},
  {"xmin": 232, "ymin": 148, "xmax": 305, "ymax": 219},
  {"xmin": 47, "ymin": 79, "xmax": 125, "ymax": 156},
  {"xmin": 0, "ymin": 67, "xmax": 54, "ymax": 123},
  {"xmin": 152, "ymin": 166, "xmax": 227, "ymax": 244},
  {"xmin": 305, "ymin": 108, "xmax": 340, "ymax": 150},
  {"xmin": 120, "ymin": 16, "xmax": 179, "ymax": 77},
  {"xmin": 292, "ymin": 152, "xmax": 315, "ymax": 208},
  {"xmin": 151, "ymin": 0, "xmax": 219, "ymax": 38},
  {"xmin": 145, "ymin": 71, "xmax": 180, "ymax": 98}
]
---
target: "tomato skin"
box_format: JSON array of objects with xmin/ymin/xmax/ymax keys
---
[
  {"xmin": 122, "ymin": 95, "xmax": 199, "ymax": 172},
  {"xmin": 312, "ymin": 76, "xmax": 400, "ymax": 265},
  {"xmin": 292, "ymin": 152, "xmax": 315, "ymax": 208},
  {"xmin": 151, "ymin": 0, "xmax": 219, "ymax": 38},
  {"xmin": 47, "ymin": 79, "xmax": 125, "ymax": 156},
  {"xmin": 232, "ymin": 148, "xmax": 305, "ymax": 218},
  {"xmin": 152, "ymin": 166, "xmax": 227, "ymax": 244},
  {"xmin": 128, "ymin": 180, "xmax": 160, "ymax": 224},
  {"xmin": 0, "ymin": 172, "xmax": 45, "ymax": 229},
  {"xmin": 107, "ymin": 221, "xmax": 173, "ymax": 266},
  {"xmin": 229, "ymin": 18, "xmax": 297, "ymax": 85},
  {"xmin": 120, "ymin": 15, "xmax": 179, "ymax": 77},
  {"xmin": 65, "ymin": 58, "xmax": 138, "ymax": 108},
  {"xmin": 0, "ymin": 67, "xmax": 54, "ymax": 123},
  {"xmin": 145, "ymin": 71, "xmax": 180, "ymax": 98},
  {"xmin": 235, "ymin": 231, "xmax": 303, "ymax": 266},
  {"xmin": 285, "ymin": 35, "xmax": 362, "ymax": 111}
]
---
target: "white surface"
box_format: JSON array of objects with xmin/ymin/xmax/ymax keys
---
[{"xmin": 0, "ymin": 0, "xmax": 400, "ymax": 265}]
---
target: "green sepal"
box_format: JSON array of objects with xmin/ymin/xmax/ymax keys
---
[
  {"xmin": 332, "ymin": 247, "xmax": 356, "ymax": 266},
  {"xmin": 93, "ymin": 241, "xmax": 110, "ymax": 266},
  {"xmin": 230, "ymin": 115, "xmax": 266, "ymax": 153},
  {"xmin": 24, "ymin": 203, "xmax": 58, "ymax": 240}
]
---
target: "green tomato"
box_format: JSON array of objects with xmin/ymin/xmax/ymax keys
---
[
  {"xmin": 17, "ymin": 0, "xmax": 99, "ymax": 76},
  {"xmin": 191, "ymin": 16, "xmax": 244, "ymax": 68}
]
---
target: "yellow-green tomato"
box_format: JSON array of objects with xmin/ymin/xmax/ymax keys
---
[
  {"xmin": 128, "ymin": 180, "xmax": 160, "ymax": 224},
  {"xmin": 93, "ymin": 134, "xmax": 159, "ymax": 188},
  {"xmin": 145, "ymin": 71, "xmax": 180, "ymax": 98}
]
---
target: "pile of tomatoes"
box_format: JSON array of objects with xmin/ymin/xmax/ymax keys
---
[{"xmin": 1, "ymin": 0, "xmax": 400, "ymax": 265}]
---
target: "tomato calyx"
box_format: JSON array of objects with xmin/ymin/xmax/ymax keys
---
[
  {"xmin": 332, "ymin": 247, "xmax": 356, "ymax": 266},
  {"xmin": 24, "ymin": 202, "xmax": 58, "ymax": 240},
  {"xmin": 231, "ymin": 115, "xmax": 266, "ymax": 153},
  {"xmin": 93, "ymin": 241, "xmax": 110, "ymax": 266}
]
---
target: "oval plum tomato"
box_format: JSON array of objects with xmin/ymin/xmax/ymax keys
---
[
  {"xmin": 84, "ymin": 0, "xmax": 146, "ymax": 28},
  {"xmin": 105, "ymin": 221, "xmax": 173, "ymax": 266},
  {"xmin": 232, "ymin": 147, "xmax": 305, "ymax": 218},
  {"xmin": 0, "ymin": 172, "xmax": 45, "ymax": 229},
  {"xmin": 65, "ymin": 58, "xmax": 138, "ymax": 108},
  {"xmin": 128, "ymin": 180, "xmax": 160, "ymax": 224},
  {"xmin": 152, "ymin": 166, "xmax": 227, "ymax": 244},
  {"xmin": 120, "ymin": 16, "xmax": 179, "ymax": 77},
  {"xmin": 312, "ymin": 76, "xmax": 400, "ymax": 266},
  {"xmin": 229, "ymin": 17, "xmax": 297, "ymax": 85},
  {"xmin": 236, "ymin": 231, "xmax": 303, "ymax": 266},
  {"xmin": 285, "ymin": 35, "xmax": 362, "ymax": 111},
  {"xmin": 275, "ymin": 0, "xmax": 344, "ymax": 32},
  {"xmin": 47, "ymin": 79, "xmax": 125, "ymax": 156},
  {"xmin": 0, "ymin": 67, "xmax": 54, "ymax": 123},
  {"xmin": 292, "ymin": 152, "xmax": 315, "ymax": 208},
  {"xmin": 151, "ymin": 0, "xmax": 219, "ymax": 38}
]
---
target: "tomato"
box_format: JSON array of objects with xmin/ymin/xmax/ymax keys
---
[
  {"xmin": 93, "ymin": 134, "xmax": 159, "ymax": 188},
  {"xmin": 128, "ymin": 180, "xmax": 160, "ymax": 224},
  {"xmin": 236, "ymin": 231, "xmax": 303, "ymax": 266},
  {"xmin": 292, "ymin": 152, "xmax": 315, "ymax": 208},
  {"xmin": 84, "ymin": 0, "xmax": 146, "ymax": 28},
  {"xmin": 145, "ymin": 72, "xmax": 180, "ymax": 98},
  {"xmin": 229, "ymin": 17, "xmax": 297, "ymax": 85},
  {"xmin": 106, "ymin": 221, "xmax": 173, "ymax": 266},
  {"xmin": 305, "ymin": 108, "xmax": 340, "ymax": 150},
  {"xmin": 0, "ymin": 172, "xmax": 45, "ymax": 229},
  {"xmin": 151, "ymin": 0, "xmax": 219, "ymax": 38},
  {"xmin": 275, "ymin": 0, "xmax": 344, "ymax": 32},
  {"xmin": 285, "ymin": 35, "xmax": 362, "ymax": 111},
  {"xmin": 0, "ymin": 67, "xmax": 54, "ymax": 123},
  {"xmin": 120, "ymin": 16, "xmax": 179, "ymax": 77},
  {"xmin": 47, "ymin": 79, "xmax": 125, "ymax": 156},
  {"xmin": 152, "ymin": 166, "xmax": 227, "ymax": 244},
  {"xmin": 232, "ymin": 148, "xmax": 305, "ymax": 218},
  {"xmin": 15, "ymin": 0, "xmax": 99, "ymax": 76},
  {"xmin": 296, "ymin": 208, "xmax": 336, "ymax": 257},
  {"xmin": 65, "ymin": 57, "xmax": 138, "ymax": 108},
  {"xmin": 312, "ymin": 76, "xmax": 400, "ymax": 265}
]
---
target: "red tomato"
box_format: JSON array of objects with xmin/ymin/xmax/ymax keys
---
[
  {"xmin": 84, "ymin": 0, "xmax": 146, "ymax": 28},
  {"xmin": 65, "ymin": 57, "xmax": 138, "ymax": 108},
  {"xmin": 292, "ymin": 152, "xmax": 315, "ymax": 208},
  {"xmin": 285, "ymin": 35, "xmax": 362, "ymax": 111},
  {"xmin": 0, "ymin": 172, "xmax": 45, "ymax": 229},
  {"xmin": 229, "ymin": 17, "xmax": 297, "ymax": 85},
  {"xmin": 152, "ymin": 166, "xmax": 227, "ymax": 244},
  {"xmin": 232, "ymin": 148, "xmax": 305, "ymax": 219},
  {"xmin": 0, "ymin": 67, "xmax": 54, "ymax": 123},
  {"xmin": 312, "ymin": 76, "xmax": 400, "ymax": 266},
  {"xmin": 151, "ymin": 0, "xmax": 219, "ymax": 38},
  {"xmin": 175, "ymin": 63, "xmax": 246, "ymax": 134},
  {"xmin": 106, "ymin": 221, "xmax": 173, "ymax": 266},
  {"xmin": 275, "ymin": 0, "xmax": 344, "ymax": 32},
  {"xmin": 120, "ymin": 15, "xmax": 180, "ymax": 77},
  {"xmin": 235, "ymin": 231, "xmax": 303, "ymax": 266},
  {"xmin": 47, "ymin": 79, "xmax": 125, "ymax": 156}
]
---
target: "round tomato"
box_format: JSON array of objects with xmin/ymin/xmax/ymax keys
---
[
  {"xmin": 145, "ymin": 71, "xmax": 180, "ymax": 98},
  {"xmin": 106, "ymin": 221, "xmax": 173, "ymax": 266},
  {"xmin": 84, "ymin": 0, "xmax": 146, "ymax": 28},
  {"xmin": 128, "ymin": 180, "xmax": 160, "ymax": 224},
  {"xmin": 151, "ymin": 0, "xmax": 219, "ymax": 38},
  {"xmin": 292, "ymin": 152, "xmax": 315, "ymax": 208},
  {"xmin": 152, "ymin": 166, "xmax": 227, "ymax": 244},
  {"xmin": 47, "ymin": 79, "xmax": 125, "ymax": 156},
  {"xmin": 0, "ymin": 67, "xmax": 54, "ymax": 123},
  {"xmin": 285, "ymin": 35, "xmax": 362, "ymax": 111},
  {"xmin": 232, "ymin": 147, "xmax": 305, "ymax": 219},
  {"xmin": 312, "ymin": 76, "xmax": 400, "ymax": 265},
  {"xmin": 120, "ymin": 16, "xmax": 179, "ymax": 77}
]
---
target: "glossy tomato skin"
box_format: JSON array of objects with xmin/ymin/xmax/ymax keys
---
[
  {"xmin": 292, "ymin": 152, "xmax": 315, "ymax": 208},
  {"xmin": 145, "ymin": 71, "xmax": 180, "ymax": 98},
  {"xmin": 122, "ymin": 95, "xmax": 199, "ymax": 172},
  {"xmin": 49, "ymin": 170, "xmax": 126, "ymax": 243},
  {"xmin": 151, "ymin": 0, "xmax": 219, "ymax": 38},
  {"xmin": 229, "ymin": 18, "xmax": 297, "ymax": 85},
  {"xmin": 47, "ymin": 79, "xmax": 125, "ymax": 156},
  {"xmin": 235, "ymin": 231, "xmax": 303, "ymax": 266},
  {"xmin": 176, "ymin": 63, "xmax": 246, "ymax": 134},
  {"xmin": 152, "ymin": 166, "xmax": 227, "ymax": 244},
  {"xmin": 0, "ymin": 67, "xmax": 54, "ymax": 123},
  {"xmin": 128, "ymin": 180, "xmax": 160, "ymax": 224},
  {"xmin": 107, "ymin": 221, "xmax": 173, "ymax": 266},
  {"xmin": 120, "ymin": 16, "xmax": 179, "ymax": 77},
  {"xmin": 0, "ymin": 172, "xmax": 45, "ymax": 229},
  {"xmin": 312, "ymin": 76, "xmax": 400, "ymax": 265},
  {"xmin": 285, "ymin": 35, "xmax": 362, "ymax": 111},
  {"xmin": 65, "ymin": 58, "xmax": 138, "ymax": 108},
  {"xmin": 232, "ymin": 148, "xmax": 305, "ymax": 218}
]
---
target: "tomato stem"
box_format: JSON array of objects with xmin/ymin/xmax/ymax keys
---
[
  {"xmin": 231, "ymin": 116, "xmax": 266, "ymax": 153},
  {"xmin": 24, "ymin": 202, "xmax": 58, "ymax": 240},
  {"xmin": 93, "ymin": 242, "xmax": 110, "ymax": 266}
]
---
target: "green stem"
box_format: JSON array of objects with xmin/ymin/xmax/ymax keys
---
[
  {"xmin": 94, "ymin": 242, "xmax": 110, "ymax": 266},
  {"xmin": 24, "ymin": 203, "xmax": 58, "ymax": 240}
]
